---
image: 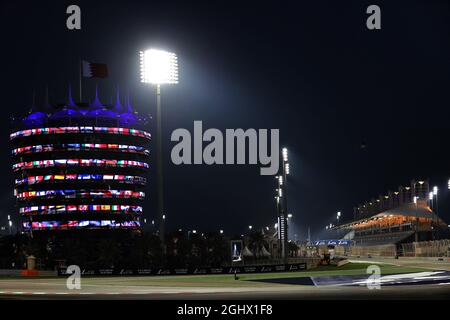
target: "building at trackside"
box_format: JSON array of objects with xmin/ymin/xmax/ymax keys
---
[
  {"xmin": 10, "ymin": 88, "xmax": 151, "ymax": 232},
  {"xmin": 334, "ymin": 180, "xmax": 448, "ymax": 254}
]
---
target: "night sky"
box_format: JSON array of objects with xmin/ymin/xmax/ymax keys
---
[{"xmin": 1, "ymin": 0, "xmax": 449, "ymax": 239}]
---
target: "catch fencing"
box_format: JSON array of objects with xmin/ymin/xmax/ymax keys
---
[{"xmin": 401, "ymin": 239, "xmax": 450, "ymax": 257}]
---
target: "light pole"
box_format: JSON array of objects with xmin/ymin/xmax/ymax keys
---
[
  {"xmin": 336, "ymin": 212, "xmax": 341, "ymax": 238},
  {"xmin": 7, "ymin": 215, "xmax": 12, "ymax": 235},
  {"xmin": 429, "ymin": 191, "xmax": 435, "ymax": 240},
  {"xmin": 275, "ymin": 147, "xmax": 290, "ymax": 262},
  {"xmin": 433, "ymin": 186, "xmax": 438, "ymax": 215},
  {"xmin": 433, "ymin": 186, "xmax": 438, "ymax": 239},
  {"xmin": 413, "ymin": 196, "xmax": 419, "ymax": 242},
  {"xmin": 429, "ymin": 191, "xmax": 434, "ymax": 208},
  {"xmin": 140, "ymin": 49, "xmax": 178, "ymax": 250},
  {"xmin": 287, "ymin": 213, "xmax": 293, "ymax": 239}
]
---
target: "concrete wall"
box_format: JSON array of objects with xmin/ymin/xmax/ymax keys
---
[{"xmin": 349, "ymin": 244, "xmax": 397, "ymax": 257}]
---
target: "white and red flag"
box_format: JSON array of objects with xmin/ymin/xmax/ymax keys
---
[{"xmin": 82, "ymin": 60, "xmax": 108, "ymax": 78}]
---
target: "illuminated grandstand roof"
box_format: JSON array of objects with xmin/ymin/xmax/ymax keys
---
[
  {"xmin": 336, "ymin": 202, "xmax": 443, "ymax": 230},
  {"xmin": 378, "ymin": 203, "xmax": 435, "ymax": 219}
]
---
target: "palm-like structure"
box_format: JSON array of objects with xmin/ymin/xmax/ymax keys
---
[{"xmin": 248, "ymin": 231, "xmax": 268, "ymax": 259}]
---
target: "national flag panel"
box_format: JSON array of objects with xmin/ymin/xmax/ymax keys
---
[{"xmin": 82, "ymin": 60, "xmax": 109, "ymax": 78}]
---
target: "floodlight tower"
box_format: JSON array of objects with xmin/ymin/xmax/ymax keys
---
[
  {"xmin": 433, "ymin": 186, "xmax": 438, "ymax": 215},
  {"xmin": 140, "ymin": 49, "xmax": 178, "ymax": 247},
  {"xmin": 413, "ymin": 196, "xmax": 419, "ymax": 242},
  {"xmin": 433, "ymin": 186, "xmax": 439, "ymax": 239},
  {"xmin": 336, "ymin": 211, "xmax": 341, "ymax": 238},
  {"xmin": 275, "ymin": 147, "xmax": 290, "ymax": 262},
  {"xmin": 282, "ymin": 149, "xmax": 289, "ymax": 247}
]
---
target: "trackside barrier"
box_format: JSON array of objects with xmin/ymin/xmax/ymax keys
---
[
  {"xmin": 402, "ymin": 239, "xmax": 450, "ymax": 257},
  {"xmin": 348, "ymin": 239, "xmax": 450, "ymax": 258},
  {"xmin": 57, "ymin": 263, "xmax": 307, "ymax": 277},
  {"xmin": 349, "ymin": 244, "xmax": 397, "ymax": 257}
]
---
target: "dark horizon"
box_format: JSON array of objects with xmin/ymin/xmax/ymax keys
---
[{"xmin": 1, "ymin": 0, "xmax": 450, "ymax": 239}]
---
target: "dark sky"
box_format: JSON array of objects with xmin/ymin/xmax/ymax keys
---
[{"xmin": 1, "ymin": 0, "xmax": 449, "ymax": 239}]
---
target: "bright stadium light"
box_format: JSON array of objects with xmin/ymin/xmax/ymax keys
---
[
  {"xmin": 282, "ymin": 148, "xmax": 288, "ymax": 162},
  {"xmin": 140, "ymin": 48, "xmax": 179, "ymax": 247},
  {"xmin": 249, "ymin": 225, "xmax": 253, "ymax": 230},
  {"xmin": 220, "ymin": 229, "xmax": 224, "ymax": 234},
  {"xmin": 337, "ymin": 211, "xmax": 341, "ymax": 218},
  {"xmin": 140, "ymin": 49, "xmax": 178, "ymax": 84},
  {"xmin": 276, "ymin": 146, "xmax": 291, "ymax": 263},
  {"xmin": 287, "ymin": 213, "xmax": 293, "ymax": 218},
  {"xmin": 433, "ymin": 186, "xmax": 438, "ymax": 196},
  {"xmin": 448, "ymin": 179, "xmax": 450, "ymax": 190},
  {"xmin": 429, "ymin": 192, "xmax": 433, "ymax": 200}
]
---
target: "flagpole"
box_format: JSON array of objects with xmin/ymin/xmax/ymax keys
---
[{"xmin": 79, "ymin": 59, "xmax": 82, "ymax": 102}]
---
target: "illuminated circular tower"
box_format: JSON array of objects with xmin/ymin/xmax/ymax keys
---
[{"xmin": 10, "ymin": 88, "xmax": 151, "ymax": 232}]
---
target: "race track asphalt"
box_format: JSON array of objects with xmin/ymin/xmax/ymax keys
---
[{"xmin": 1, "ymin": 257, "xmax": 449, "ymax": 300}]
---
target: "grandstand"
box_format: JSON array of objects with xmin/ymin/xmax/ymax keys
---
[{"xmin": 334, "ymin": 180, "xmax": 449, "ymax": 257}]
